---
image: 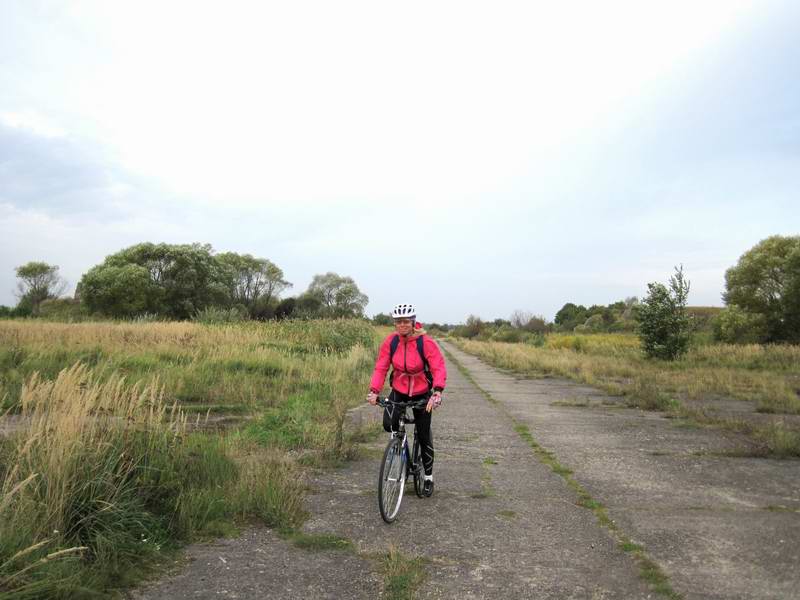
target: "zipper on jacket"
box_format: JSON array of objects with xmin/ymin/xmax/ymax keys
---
[{"xmin": 404, "ymin": 338, "xmax": 411, "ymax": 396}]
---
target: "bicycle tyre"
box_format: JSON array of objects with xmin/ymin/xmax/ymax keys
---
[
  {"xmin": 412, "ymin": 435, "xmax": 424, "ymax": 497},
  {"xmin": 378, "ymin": 437, "xmax": 406, "ymax": 523}
]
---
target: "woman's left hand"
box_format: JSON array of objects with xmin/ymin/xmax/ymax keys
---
[{"xmin": 426, "ymin": 391, "xmax": 442, "ymax": 413}]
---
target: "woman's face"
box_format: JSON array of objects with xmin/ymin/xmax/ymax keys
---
[{"xmin": 394, "ymin": 318, "xmax": 414, "ymax": 336}]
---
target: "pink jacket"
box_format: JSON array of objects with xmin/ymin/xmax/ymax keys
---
[{"xmin": 369, "ymin": 333, "xmax": 447, "ymax": 397}]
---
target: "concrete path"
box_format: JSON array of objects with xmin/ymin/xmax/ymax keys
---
[
  {"xmin": 134, "ymin": 342, "xmax": 800, "ymax": 599},
  {"xmin": 303, "ymin": 344, "xmax": 651, "ymax": 599},
  {"xmin": 441, "ymin": 341, "xmax": 800, "ymax": 600}
]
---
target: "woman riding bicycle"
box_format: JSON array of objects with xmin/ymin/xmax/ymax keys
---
[{"xmin": 367, "ymin": 303, "xmax": 447, "ymax": 496}]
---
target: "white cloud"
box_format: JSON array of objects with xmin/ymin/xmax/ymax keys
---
[
  {"xmin": 0, "ymin": 110, "xmax": 66, "ymax": 138},
  {"xmin": 0, "ymin": 202, "xmax": 191, "ymax": 305},
  {"xmin": 4, "ymin": 0, "xmax": 760, "ymax": 204},
  {"xmin": 2, "ymin": 0, "xmax": 797, "ymax": 322}
]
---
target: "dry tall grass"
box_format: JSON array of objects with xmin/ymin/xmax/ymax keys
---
[
  {"xmin": 0, "ymin": 319, "xmax": 378, "ymax": 596},
  {"xmin": 459, "ymin": 334, "xmax": 800, "ymax": 414},
  {"xmin": 454, "ymin": 335, "xmax": 800, "ymax": 456},
  {"xmin": 1, "ymin": 365, "xmax": 186, "ymax": 594},
  {"xmin": 0, "ymin": 319, "xmax": 376, "ymax": 413}
]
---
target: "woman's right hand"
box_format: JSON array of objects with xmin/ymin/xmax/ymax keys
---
[{"xmin": 367, "ymin": 391, "xmax": 378, "ymax": 405}]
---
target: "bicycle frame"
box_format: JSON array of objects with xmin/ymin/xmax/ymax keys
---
[{"xmin": 381, "ymin": 396, "xmax": 425, "ymax": 448}]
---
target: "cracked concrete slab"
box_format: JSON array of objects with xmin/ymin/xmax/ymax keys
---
[{"xmin": 442, "ymin": 341, "xmax": 800, "ymax": 600}]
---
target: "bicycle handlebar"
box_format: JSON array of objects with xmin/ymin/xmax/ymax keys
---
[{"xmin": 376, "ymin": 396, "xmax": 430, "ymax": 409}]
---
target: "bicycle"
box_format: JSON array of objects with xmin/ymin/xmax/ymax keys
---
[{"xmin": 376, "ymin": 395, "xmax": 428, "ymax": 523}]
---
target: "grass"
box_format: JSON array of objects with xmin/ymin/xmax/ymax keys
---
[
  {"xmin": 443, "ymin": 346, "xmax": 682, "ymax": 600},
  {"xmin": 0, "ymin": 319, "xmax": 381, "ymax": 597},
  {"xmin": 763, "ymin": 505, "xmax": 800, "ymax": 513},
  {"xmin": 470, "ymin": 456, "xmax": 497, "ymax": 499},
  {"xmin": 0, "ymin": 319, "xmax": 376, "ymax": 412},
  {"xmin": 452, "ymin": 335, "xmax": 800, "ymax": 458},
  {"xmin": 454, "ymin": 334, "xmax": 800, "ymax": 414},
  {"xmin": 377, "ymin": 546, "xmax": 428, "ymax": 600},
  {"xmin": 550, "ymin": 399, "xmax": 591, "ymax": 408},
  {"xmin": 279, "ymin": 530, "xmax": 354, "ymax": 552}
]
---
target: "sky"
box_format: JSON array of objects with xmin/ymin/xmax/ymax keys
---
[{"xmin": 1, "ymin": 0, "xmax": 799, "ymax": 323}]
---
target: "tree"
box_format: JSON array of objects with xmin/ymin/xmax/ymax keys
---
[
  {"xmin": 554, "ymin": 303, "xmax": 587, "ymax": 331},
  {"xmin": 463, "ymin": 314, "xmax": 484, "ymax": 338},
  {"xmin": 510, "ymin": 310, "xmax": 532, "ymax": 329},
  {"xmin": 712, "ymin": 305, "xmax": 767, "ymax": 344},
  {"xmin": 372, "ymin": 313, "xmax": 393, "ymax": 326},
  {"xmin": 15, "ymin": 262, "xmax": 67, "ymax": 316},
  {"xmin": 510, "ymin": 310, "xmax": 548, "ymax": 333},
  {"xmin": 305, "ymin": 272, "xmax": 369, "ymax": 318},
  {"xmin": 217, "ymin": 252, "xmax": 291, "ymax": 311},
  {"xmin": 722, "ymin": 235, "xmax": 800, "ymax": 343},
  {"xmin": 79, "ymin": 263, "xmax": 162, "ymax": 317},
  {"xmin": 576, "ymin": 313, "xmax": 605, "ymax": 333},
  {"xmin": 622, "ymin": 296, "xmax": 639, "ymax": 319},
  {"xmin": 78, "ymin": 243, "xmax": 228, "ymax": 319},
  {"xmin": 637, "ymin": 266, "xmax": 691, "ymax": 360},
  {"xmin": 274, "ymin": 297, "xmax": 296, "ymax": 320},
  {"xmin": 294, "ymin": 292, "xmax": 324, "ymax": 318}
]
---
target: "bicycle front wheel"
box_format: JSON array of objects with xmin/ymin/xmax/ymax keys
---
[{"xmin": 378, "ymin": 437, "xmax": 406, "ymax": 523}]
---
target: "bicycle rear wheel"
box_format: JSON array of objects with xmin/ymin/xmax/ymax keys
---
[
  {"xmin": 412, "ymin": 435, "xmax": 424, "ymax": 498},
  {"xmin": 378, "ymin": 437, "xmax": 406, "ymax": 523}
]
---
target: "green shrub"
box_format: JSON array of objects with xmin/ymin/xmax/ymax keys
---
[
  {"xmin": 372, "ymin": 313, "xmax": 393, "ymax": 326},
  {"xmin": 491, "ymin": 325, "xmax": 525, "ymax": 343},
  {"xmin": 451, "ymin": 315, "xmax": 484, "ymax": 339},
  {"xmin": 38, "ymin": 298, "xmax": 87, "ymax": 322},
  {"xmin": 193, "ymin": 306, "xmax": 249, "ymax": 324},
  {"xmin": 637, "ymin": 266, "xmax": 691, "ymax": 360},
  {"xmin": 712, "ymin": 305, "xmax": 768, "ymax": 344},
  {"xmin": 576, "ymin": 314, "xmax": 605, "ymax": 333}
]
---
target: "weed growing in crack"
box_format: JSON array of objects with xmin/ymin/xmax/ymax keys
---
[
  {"xmin": 279, "ymin": 530, "xmax": 354, "ymax": 552},
  {"xmin": 378, "ymin": 545, "xmax": 428, "ymax": 600}
]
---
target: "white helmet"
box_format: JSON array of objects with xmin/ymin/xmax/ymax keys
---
[{"xmin": 391, "ymin": 303, "xmax": 416, "ymax": 319}]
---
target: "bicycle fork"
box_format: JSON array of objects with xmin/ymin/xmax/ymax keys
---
[{"xmin": 388, "ymin": 432, "xmax": 409, "ymax": 483}]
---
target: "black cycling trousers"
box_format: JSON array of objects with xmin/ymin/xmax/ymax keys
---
[{"xmin": 382, "ymin": 390, "xmax": 434, "ymax": 475}]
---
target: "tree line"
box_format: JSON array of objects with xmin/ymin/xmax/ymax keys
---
[
  {"xmin": 5, "ymin": 235, "xmax": 799, "ymax": 347},
  {"xmin": 442, "ymin": 235, "xmax": 800, "ymax": 350},
  {"xmin": 2, "ymin": 242, "xmax": 368, "ymax": 321}
]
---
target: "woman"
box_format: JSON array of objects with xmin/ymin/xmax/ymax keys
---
[{"xmin": 367, "ymin": 303, "xmax": 447, "ymax": 496}]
